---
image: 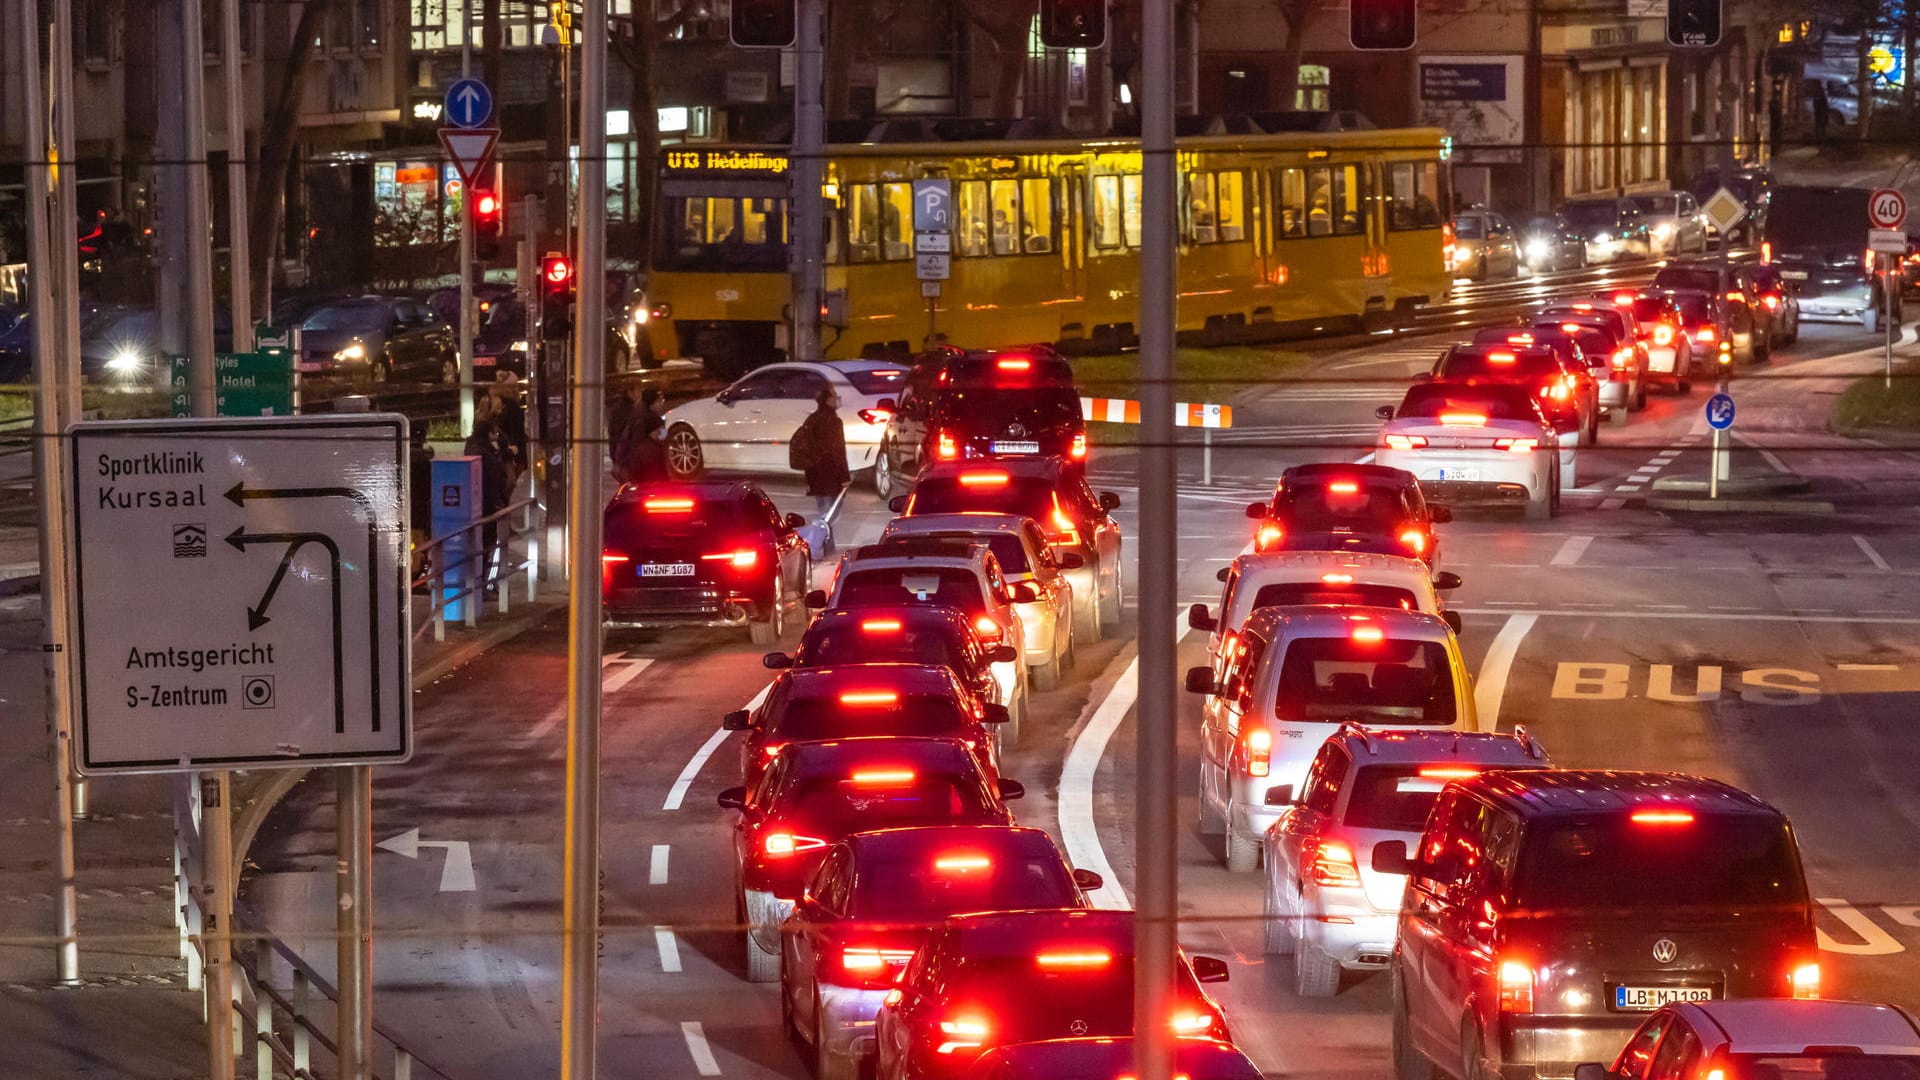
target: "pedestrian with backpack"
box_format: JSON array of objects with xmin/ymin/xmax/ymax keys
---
[{"xmin": 790, "ymin": 385, "xmax": 850, "ymax": 520}]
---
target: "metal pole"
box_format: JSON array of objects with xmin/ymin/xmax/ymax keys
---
[
  {"xmin": 459, "ymin": 13, "xmax": 477, "ymax": 437},
  {"xmin": 1886, "ymin": 265, "xmax": 1896, "ymax": 389},
  {"xmin": 791, "ymin": 0, "xmax": 825, "ymax": 362},
  {"xmin": 1134, "ymin": 1, "xmax": 1178, "ymax": 1079},
  {"xmin": 202, "ymin": 773, "xmax": 235, "ymax": 1080},
  {"xmin": 50, "ymin": 0, "xmax": 88, "ymax": 828},
  {"xmin": 220, "ymin": 0, "xmax": 252, "ymax": 354},
  {"xmin": 1712, "ymin": 105, "xmax": 1733, "ymax": 492},
  {"xmin": 336, "ymin": 767, "xmax": 372, "ymax": 1080},
  {"xmin": 560, "ymin": 0, "xmax": 607, "ymax": 1070},
  {"xmin": 181, "ymin": 0, "xmax": 220, "ymax": 406},
  {"xmin": 16, "ymin": 0, "xmax": 81, "ymax": 984},
  {"xmin": 1710, "ymin": 429, "xmax": 1721, "ymax": 498}
]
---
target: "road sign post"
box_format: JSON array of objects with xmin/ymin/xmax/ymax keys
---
[
  {"xmin": 913, "ymin": 179, "xmax": 953, "ymax": 345},
  {"xmin": 1706, "ymin": 392, "xmax": 1735, "ymax": 498}
]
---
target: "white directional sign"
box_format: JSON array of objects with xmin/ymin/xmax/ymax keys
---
[
  {"xmin": 915, "ymin": 251, "xmax": 951, "ymax": 281},
  {"xmin": 69, "ymin": 415, "xmax": 412, "ymax": 773},
  {"xmin": 1870, "ymin": 228, "xmax": 1908, "ymax": 254}
]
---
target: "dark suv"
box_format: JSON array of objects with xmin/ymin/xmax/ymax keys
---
[
  {"xmin": 1762, "ymin": 185, "xmax": 1886, "ymax": 332},
  {"xmin": 880, "ymin": 346, "xmax": 1083, "ymax": 490},
  {"xmin": 1245, "ymin": 462, "xmax": 1448, "ymax": 564},
  {"xmin": 1381, "ymin": 771, "xmax": 1817, "ymax": 1080}
]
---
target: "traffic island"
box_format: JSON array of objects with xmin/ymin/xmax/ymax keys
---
[{"xmin": 1645, "ymin": 471, "xmax": 1832, "ymax": 514}]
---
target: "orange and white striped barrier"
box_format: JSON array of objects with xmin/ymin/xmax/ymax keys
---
[{"xmin": 1079, "ymin": 397, "xmax": 1235, "ymax": 429}]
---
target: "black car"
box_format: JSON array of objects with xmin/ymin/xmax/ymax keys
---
[
  {"xmin": 296, "ymin": 296, "xmax": 457, "ymax": 383},
  {"xmin": 1515, "ymin": 215, "xmax": 1588, "ymax": 273},
  {"xmin": 762, "ymin": 603, "xmax": 1011, "ymax": 710},
  {"xmin": 1558, "ymin": 197, "xmax": 1652, "ymax": 264},
  {"xmin": 1245, "ymin": 462, "xmax": 1447, "ymax": 565},
  {"xmin": 1382, "ymin": 770, "xmax": 1816, "ymax": 1080},
  {"xmin": 1761, "ymin": 184, "xmax": 1885, "ymax": 332},
  {"xmin": 879, "ymin": 346, "xmax": 1083, "ymax": 490},
  {"xmin": 1647, "ymin": 288, "xmax": 1764, "ymax": 366},
  {"xmin": 1651, "ymin": 261, "xmax": 1796, "ymax": 350},
  {"xmin": 600, "ymin": 480, "xmax": 812, "ymax": 645},
  {"xmin": 1424, "ymin": 341, "xmax": 1599, "ymax": 445}
]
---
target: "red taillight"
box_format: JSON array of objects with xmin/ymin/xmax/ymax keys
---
[
  {"xmin": 934, "ymin": 854, "xmax": 991, "ymax": 873},
  {"xmin": 848, "ymin": 768, "xmax": 916, "ymax": 786},
  {"xmin": 1630, "ymin": 809, "xmax": 1694, "ymax": 825},
  {"xmin": 841, "ymin": 947, "xmax": 915, "ymax": 977},
  {"xmin": 1384, "ymin": 434, "xmax": 1428, "ymax": 450},
  {"xmin": 839, "ymin": 691, "xmax": 901, "ymax": 706},
  {"xmin": 702, "ymin": 549, "xmax": 759, "ymax": 569},
  {"xmin": 1256, "ymin": 524, "xmax": 1283, "ymax": 550},
  {"xmin": 1487, "ymin": 351, "xmax": 1517, "ymax": 365},
  {"xmin": 1170, "ymin": 1010, "xmax": 1218, "ymax": 1037},
  {"xmin": 1694, "ymin": 327, "xmax": 1716, "ymax": 344},
  {"xmin": 1351, "ymin": 624, "xmax": 1385, "ymax": 643},
  {"xmin": 1329, "ymin": 480, "xmax": 1360, "ymax": 494},
  {"xmin": 936, "ymin": 431, "xmax": 958, "ymax": 459},
  {"xmin": 601, "ymin": 553, "xmax": 630, "ymax": 563},
  {"xmin": 1789, "ymin": 961, "xmax": 1821, "ymax": 999},
  {"xmin": 644, "ymin": 497, "xmax": 695, "ymax": 512},
  {"xmin": 995, "ymin": 357, "xmax": 1032, "ymax": 372},
  {"xmin": 1241, "ymin": 727, "xmax": 1272, "ymax": 777},
  {"xmin": 858, "ymin": 407, "xmax": 892, "ymax": 425},
  {"xmin": 1611, "ymin": 292, "xmax": 1634, "ymax": 306},
  {"xmin": 958, "ymin": 471, "xmax": 1007, "ymax": 487},
  {"xmin": 764, "ymin": 832, "xmax": 827, "ymax": 857},
  {"xmin": 1545, "ymin": 378, "xmax": 1571, "ymax": 401},
  {"xmin": 1070, "ymin": 431, "xmax": 1087, "ymax": 459},
  {"xmin": 936, "ymin": 1016, "xmax": 990, "ymax": 1054},
  {"xmin": 1611, "ymin": 348, "xmax": 1632, "ymax": 370},
  {"xmin": 1494, "ymin": 437, "xmax": 1539, "ymax": 453},
  {"xmin": 1399, "ymin": 529, "xmax": 1427, "ymax": 554},
  {"xmin": 1652, "ymin": 323, "xmax": 1675, "ymax": 346},
  {"xmin": 1761, "ymin": 240, "xmax": 1772, "ymax": 263},
  {"xmin": 1498, "ymin": 958, "xmax": 1535, "ymax": 1012},
  {"xmin": 1304, "ymin": 837, "xmax": 1362, "ymax": 888},
  {"xmin": 973, "ymin": 614, "xmax": 1001, "ymax": 638},
  {"xmin": 1762, "ymin": 294, "xmax": 1781, "ymax": 311},
  {"xmin": 1506, "ymin": 333, "xmax": 1534, "ymax": 344},
  {"xmin": 1725, "ymin": 290, "xmax": 1745, "ymax": 303},
  {"xmin": 1865, "ymin": 248, "xmax": 1876, "ymax": 272},
  {"xmin": 1439, "ymin": 412, "xmax": 1487, "ymax": 427},
  {"xmin": 861, "ymin": 619, "xmax": 902, "ymax": 633},
  {"xmin": 1419, "ymin": 766, "xmax": 1480, "ymax": 779},
  {"xmin": 1036, "ymin": 950, "xmax": 1112, "ymax": 969},
  {"xmin": 1322, "ymin": 572, "xmax": 1354, "ymax": 584},
  {"xmin": 1049, "ymin": 494, "xmax": 1082, "ymax": 545}
]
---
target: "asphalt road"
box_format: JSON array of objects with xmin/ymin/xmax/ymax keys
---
[{"xmin": 238, "ymin": 265, "xmax": 1920, "ymax": 1079}]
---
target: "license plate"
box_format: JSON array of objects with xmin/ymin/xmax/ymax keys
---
[
  {"xmin": 640, "ymin": 563, "xmax": 696, "ymax": 577},
  {"xmin": 1613, "ymin": 985, "xmax": 1712, "ymax": 1011},
  {"xmin": 1650, "ymin": 355, "xmax": 1674, "ymax": 373},
  {"xmin": 473, "ymin": 355, "xmax": 496, "ymax": 367},
  {"xmin": 297, "ymin": 361, "xmax": 327, "ymax": 373},
  {"xmin": 1781, "ymin": 270, "xmax": 1809, "ymax": 280},
  {"xmin": 992, "ymin": 440, "xmax": 1041, "ymax": 455},
  {"xmin": 1438, "ymin": 467, "xmax": 1481, "ymax": 482}
]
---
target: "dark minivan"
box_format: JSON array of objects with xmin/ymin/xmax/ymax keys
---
[
  {"xmin": 1763, "ymin": 185, "xmax": 1887, "ymax": 332},
  {"xmin": 1382, "ymin": 771, "xmax": 1818, "ymax": 1080},
  {"xmin": 879, "ymin": 346, "xmax": 1084, "ymax": 489}
]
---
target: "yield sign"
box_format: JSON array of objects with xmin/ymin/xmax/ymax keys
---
[{"xmin": 438, "ymin": 127, "xmax": 499, "ymax": 186}]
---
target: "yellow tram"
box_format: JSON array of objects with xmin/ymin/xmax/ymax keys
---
[{"xmin": 642, "ymin": 127, "xmax": 1452, "ymax": 373}]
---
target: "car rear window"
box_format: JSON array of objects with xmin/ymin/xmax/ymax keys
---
[
  {"xmin": 1397, "ymin": 384, "xmax": 1539, "ymax": 422},
  {"xmin": 1726, "ymin": 1057, "xmax": 1920, "ymax": 1080},
  {"xmin": 795, "ymin": 628, "xmax": 969, "ymax": 670},
  {"xmin": 1440, "ymin": 349, "xmax": 1561, "ymax": 380},
  {"xmin": 1665, "ymin": 295, "xmax": 1715, "ymax": 325},
  {"xmin": 1454, "ymin": 217, "xmax": 1485, "ymax": 239},
  {"xmin": 1562, "ymin": 202, "xmax": 1619, "ymax": 227},
  {"xmin": 785, "ymin": 773, "xmax": 991, "ymax": 832},
  {"xmin": 1767, "ymin": 187, "xmax": 1869, "ymax": 249},
  {"xmin": 837, "ymin": 568, "xmax": 988, "ymax": 614},
  {"xmin": 1275, "ymin": 636, "xmax": 1457, "ymax": 725},
  {"xmin": 1651, "ymin": 268, "xmax": 1721, "ymax": 293},
  {"xmin": 944, "ymin": 957, "xmax": 1203, "ymax": 1044},
  {"xmin": 1540, "ymin": 308, "xmax": 1630, "ymax": 338},
  {"xmin": 1632, "ymin": 194, "xmax": 1678, "ymax": 215},
  {"xmin": 1250, "ymin": 582, "xmax": 1418, "ymax": 611},
  {"xmin": 1515, "ymin": 816, "xmax": 1808, "ymax": 911},
  {"xmin": 843, "ymin": 367, "xmax": 909, "ymax": 396},
  {"xmin": 1277, "ymin": 484, "xmax": 1404, "ymax": 528},
  {"xmin": 934, "ymin": 386, "xmax": 1083, "ymax": 430},
  {"xmin": 768, "ymin": 693, "xmax": 973, "ymax": 740},
  {"xmin": 912, "ymin": 477, "xmax": 1058, "ymax": 522},
  {"xmin": 606, "ymin": 497, "xmax": 746, "ymax": 544},
  {"xmin": 1344, "ymin": 766, "xmax": 1458, "ymax": 831},
  {"xmin": 851, "ymin": 847, "xmax": 1077, "ymax": 919}
]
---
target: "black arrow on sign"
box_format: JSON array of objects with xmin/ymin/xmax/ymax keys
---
[
  {"xmin": 226, "ymin": 482, "xmax": 385, "ymax": 733},
  {"xmin": 227, "ymin": 527, "xmax": 345, "ymax": 735}
]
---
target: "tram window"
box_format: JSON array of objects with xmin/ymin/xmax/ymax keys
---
[
  {"xmin": 1092, "ymin": 175, "xmax": 1123, "ymax": 249},
  {"xmin": 990, "ymin": 179, "xmax": 1020, "ymax": 256},
  {"xmin": 656, "ymin": 193, "xmax": 789, "ymax": 271},
  {"xmin": 1122, "ymin": 174, "xmax": 1143, "ymax": 248},
  {"xmin": 1216, "ymin": 171, "xmax": 1246, "ymax": 242},
  {"xmin": 1388, "ymin": 162, "xmax": 1443, "ymax": 231},
  {"xmin": 1279, "ymin": 168, "xmax": 1308, "ymax": 239},
  {"xmin": 741, "ymin": 198, "xmax": 785, "ymax": 245},
  {"xmin": 1021, "ymin": 178, "xmax": 1054, "ymax": 253},
  {"xmin": 957, "ymin": 181, "xmax": 990, "ymax": 257},
  {"xmin": 849, "ymin": 184, "xmax": 882, "ymax": 263},
  {"xmin": 1331, "ymin": 166, "xmax": 1364, "ymax": 236},
  {"xmin": 882, "ymin": 182, "xmax": 913, "ymax": 261},
  {"xmin": 1306, "ymin": 168, "xmax": 1336, "ymax": 236},
  {"xmin": 826, "ymin": 192, "xmax": 843, "ymax": 263},
  {"xmin": 1189, "ymin": 173, "xmax": 1218, "ymax": 244}
]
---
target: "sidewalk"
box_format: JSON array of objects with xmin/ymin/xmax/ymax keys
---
[{"xmin": 0, "ymin": 517, "xmax": 566, "ymax": 1078}]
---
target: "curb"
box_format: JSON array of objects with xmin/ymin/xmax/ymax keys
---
[
  {"xmin": 1647, "ymin": 496, "xmax": 1836, "ymax": 515},
  {"xmin": 1649, "ymin": 472, "xmax": 1814, "ymax": 497}
]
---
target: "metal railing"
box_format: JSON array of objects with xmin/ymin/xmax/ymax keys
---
[{"xmin": 411, "ymin": 495, "xmax": 544, "ymax": 642}]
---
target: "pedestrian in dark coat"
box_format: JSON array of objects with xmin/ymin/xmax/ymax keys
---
[
  {"xmin": 793, "ymin": 386, "xmax": 850, "ymax": 519},
  {"xmin": 464, "ymin": 394, "xmax": 508, "ymax": 586}
]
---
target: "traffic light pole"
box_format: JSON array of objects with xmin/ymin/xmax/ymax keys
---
[
  {"xmin": 790, "ymin": 0, "xmax": 825, "ymax": 362},
  {"xmin": 458, "ymin": 24, "xmax": 476, "ymax": 438}
]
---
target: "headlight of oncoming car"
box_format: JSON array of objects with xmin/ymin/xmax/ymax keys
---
[
  {"xmin": 511, "ymin": 339, "xmax": 530, "ymax": 352},
  {"xmin": 107, "ymin": 346, "xmax": 144, "ymax": 373}
]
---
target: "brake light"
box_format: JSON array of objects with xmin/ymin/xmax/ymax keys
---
[
  {"xmin": 858, "ymin": 407, "xmax": 892, "ymax": 425},
  {"xmin": 958, "ymin": 471, "xmax": 1008, "ymax": 487},
  {"xmin": 1305, "ymin": 838, "xmax": 1362, "ymax": 888},
  {"xmin": 1351, "ymin": 624, "xmax": 1385, "ymax": 643},
  {"xmin": 764, "ymin": 832, "xmax": 827, "ymax": 856},
  {"xmin": 1611, "ymin": 348, "xmax": 1633, "ymax": 369},
  {"xmin": 1438, "ymin": 413, "xmax": 1487, "ymax": 427},
  {"xmin": 1695, "ymin": 327, "xmax": 1716, "ymax": 344},
  {"xmin": 601, "ymin": 553, "xmax": 630, "ymax": 563},
  {"xmin": 1384, "ymin": 434, "xmax": 1428, "ymax": 450},
  {"xmin": 1726, "ymin": 290, "xmax": 1745, "ymax": 303},
  {"xmin": 1570, "ymin": 302, "xmax": 1594, "ymax": 311},
  {"xmin": 934, "ymin": 854, "xmax": 991, "ymax": 873},
  {"xmin": 1494, "ymin": 437, "xmax": 1539, "ymax": 453},
  {"xmin": 643, "ymin": 497, "xmax": 695, "ymax": 512},
  {"xmin": 995, "ymin": 357, "xmax": 1032, "ymax": 372},
  {"xmin": 937, "ymin": 431, "xmax": 957, "ymax": 459},
  {"xmin": 1036, "ymin": 951, "xmax": 1112, "ymax": 969},
  {"xmin": 883, "ymin": 989, "xmax": 903, "ymax": 1007},
  {"xmin": 1242, "ymin": 727, "xmax": 1272, "ymax": 777},
  {"xmin": 1630, "ymin": 809, "xmax": 1694, "ymax": 825},
  {"xmin": 1498, "ymin": 958, "xmax": 1535, "ymax": 1012},
  {"xmin": 1399, "ymin": 529, "xmax": 1427, "ymax": 554},
  {"xmin": 839, "ymin": 691, "xmax": 901, "ymax": 706},
  {"xmin": 1070, "ymin": 431, "xmax": 1087, "ymax": 459},
  {"xmin": 1506, "ymin": 333, "xmax": 1534, "ymax": 344},
  {"xmin": 841, "ymin": 947, "xmax": 915, "ymax": 974},
  {"xmin": 1487, "ymin": 351, "xmax": 1517, "ymax": 364},
  {"xmin": 1611, "ymin": 292, "xmax": 1634, "ymax": 306},
  {"xmin": 1652, "ymin": 323, "xmax": 1675, "ymax": 346},
  {"xmin": 860, "ymin": 619, "xmax": 902, "ymax": 633},
  {"xmin": 1546, "ymin": 379, "xmax": 1570, "ymax": 401},
  {"xmin": 936, "ymin": 1016, "xmax": 990, "ymax": 1054},
  {"xmin": 1329, "ymin": 481, "xmax": 1360, "ymax": 494},
  {"xmin": 1559, "ymin": 322, "xmax": 1583, "ymax": 333},
  {"xmin": 1789, "ymin": 961, "xmax": 1821, "ymax": 999},
  {"xmin": 1321, "ymin": 572, "xmax": 1354, "ymax": 584},
  {"xmin": 1419, "ymin": 766, "xmax": 1480, "ymax": 779},
  {"xmin": 1762, "ymin": 294, "xmax": 1781, "ymax": 310},
  {"xmin": 974, "ymin": 616, "xmax": 1000, "ymax": 637},
  {"xmin": 849, "ymin": 768, "xmax": 916, "ymax": 786},
  {"xmin": 1865, "ymin": 248, "xmax": 1876, "ymax": 272},
  {"xmin": 1049, "ymin": 494, "xmax": 1082, "ymax": 545},
  {"xmin": 1170, "ymin": 1011, "xmax": 1217, "ymax": 1036},
  {"xmin": 1761, "ymin": 240, "xmax": 1772, "ymax": 263},
  {"xmin": 702, "ymin": 549, "xmax": 759, "ymax": 569},
  {"xmin": 1256, "ymin": 524, "xmax": 1283, "ymax": 549}
]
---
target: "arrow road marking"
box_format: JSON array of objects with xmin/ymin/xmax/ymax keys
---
[
  {"xmin": 377, "ymin": 828, "xmax": 476, "ymax": 892},
  {"xmin": 227, "ymin": 527, "xmax": 344, "ymax": 734}
]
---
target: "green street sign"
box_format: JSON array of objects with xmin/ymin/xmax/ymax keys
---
[{"xmin": 169, "ymin": 351, "xmax": 296, "ymax": 417}]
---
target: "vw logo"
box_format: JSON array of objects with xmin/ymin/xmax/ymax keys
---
[
  {"xmin": 1069, "ymin": 1020, "xmax": 1089, "ymax": 1036},
  {"xmin": 1652, "ymin": 938, "xmax": 1678, "ymax": 964},
  {"xmin": 1007, "ymin": 423, "xmax": 1028, "ymax": 438}
]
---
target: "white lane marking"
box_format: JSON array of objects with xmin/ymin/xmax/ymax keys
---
[
  {"xmin": 1854, "ymin": 535, "xmax": 1892, "ymax": 571},
  {"xmin": 649, "ymin": 844, "xmax": 670, "ymax": 885},
  {"xmin": 1817, "ymin": 898, "xmax": 1905, "ymax": 955},
  {"xmin": 682, "ymin": 1021, "xmax": 722, "ymax": 1076},
  {"xmin": 602, "ymin": 657, "xmax": 654, "ymax": 695},
  {"xmin": 1614, "ymin": 484, "xmax": 1643, "ymax": 493},
  {"xmin": 1837, "ymin": 663, "xmax": 1901, "ymax": 671},
  {"xmin": 1355, "ymin": 452, "xmax": 1375, "ymax": 464},
  {"xmin": 664, "ymin": 683, "xmax": 772, "ymax": 811},
  {"xmin": 1641, "ymin": 604, "xmax": 1688, "ymax": 610},
  {"xmin": 1549, "ymin": 535, "xmax": 1593, "ymax": 568},
  {"xmin": 1058, "ymin": 648, "xmax": 1143, "ymax": 911},
  {"xmin": 375, "ymin": 829, "xmax": 476, "ymax": 892},
  {"xmin": 1654, "ymin": 450, "xmax": 1681, "ymax": 460},
  {"xmin": 1600, "ymin": 498, "xmax": 1626, "ymax": 510},
  {"xmin": 1455, "ymin": 607, "xmax": 1920, "ymax": 624},
  {"xmin": 1734, "ymin": 432, "xmax": 1793, "ymax": 474},
  {"xmin": 655, "ymin": 926, "xmax": 683, "ymax": 973},
  {"xmin": 1473, "ymin": 615, "xmax": 1538, "ymax": 734}
]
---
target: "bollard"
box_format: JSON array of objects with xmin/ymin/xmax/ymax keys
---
[{"xmin": 1202, "ymin": 428, "xmax": 1213, "ymax": 486}]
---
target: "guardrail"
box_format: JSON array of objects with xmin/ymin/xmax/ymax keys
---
[
  {"xmin": 411, "ymin": 495, "xmax": 544, "ymax": 643},
  {"xmin": 1079, "ymin": 395, "xmax": 1235, "ymax": 484}
]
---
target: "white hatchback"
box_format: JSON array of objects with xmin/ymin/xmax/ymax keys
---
[{"xmin": 661, "ymin": 360, "xmax": 908, "ymax": 492}]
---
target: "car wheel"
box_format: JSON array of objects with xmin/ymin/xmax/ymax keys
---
[
  {"xmin": 1610, "ymin": 403, "xmax": 1630, "ymax": 427},
  {"xmin": 1099, "ymin": 565, "xmax": 1123, "ymax": 636},
  {"xmin": 1678, "ymin": 377, "xmax": 1693, "ymax": 394},
  {"xmin": 1262, "ymin": 879, "xmax": 1296, "ymax": 955},
  {"xmin": 665, "ymin": 424, "xmax": 704, "ymax": 479},
  {"xmin": 1077, "ymin": 583, "xmax": 1103, "ymax": 645},
  {"xmin": 746, "ymin": 927, "xmax": 780, "ymax": 983},
  {"xmin": 1001, "ymin": 688, "xmax": 1023, "ymax": 750},
  {"xmin": 817, "ymin": 993, "xmax": 856, "ymax": 1080},
  {"xmin": 1031, "ymin": 651, "xmax": 1061, "ymax": 692},
  {"xmin": 1295, "ymin": 941, "xmax": 1342, "ymax": 998},
  {"xmin": 1865, "ymin": 305, "xmax": 1881, "ymax": 335},
  {"xmin": 1464, "ymin": 1022, "xmax": 1498, "ymax": 1080},
  {"xmin": 749, "ymin": 582, "xmax": 784, "ymax": 646},
  {"xmin": 1391, "ymin": 972, "xmax": 1442, "ymax": 1080},
  {"xmin": 1525, "ymin": 481, "xmax": 1552, "ymax": 522},
  {"xmin": 1755, "ymin": 334, "xmax": 1772, "ymax": 363},
  {"xmin": 1635, "ymin": 379, "xmax": 1648, "ymax": 410},
  {"xmin": 873, "ymin": 444, "xmax": 896, "ymax": 498},
  {"xmin": 1224, "ymin": 812, "xmax": 1259, "ymax": 873},
  {"xmin": 1197, "ymin": 765, "xmax": 1226, "ymax": 836}
]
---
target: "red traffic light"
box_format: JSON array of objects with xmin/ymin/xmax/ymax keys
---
[
  {"xmin": 542, "ymin": 253, "xmax": 575, "ymax": 288},
  {"xmin": 475, "ymin": 192, "xmax": 501, "ymax": 217}
]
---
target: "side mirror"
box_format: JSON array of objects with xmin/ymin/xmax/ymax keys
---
[
  {"xmin": 716, "ymin": 389, "xmax": 736, "ymax": 406},
  {"xmin": 878, "ymin": 397, "xmax": 896, "ymax": 411},
  {"xmin": 1055, "ymin": 552, "xmax": 1085, "ymax": 570},
  {"xmin": 1008, "ymin": 581, "xmax": 1043, "ymax": 604},
  {"xmin": 1429, "ymin": 505, "xmax": 1454, "ymax": 524},
  {"xmin": 1371, "ymin": 840, "xmax": 1417, "ymax": 877},
  {"xmin": 982, "ymin": 703, "xmax": 1012, "ymax": 725},
  {"xmin": 1187, "ymin": 603, "xmax": 1216, "ymax": 632},
  {"xmin": 717, "ymin": 787, "xmax": 748, "ymax": 810},
  {"xmin": 1184, "ymin": 666, "xmax": 1216, "ymax": 695},
  {"xmin": 785, "ymin": 512, "xmax": 807, "ymax": 529},
  {"xmin": 1574, "ymin": 1066, "xmax": 1613, "ymax": 1080},
  {"xmin": 1098, "ymin": 491, "xmax": 1121, "ymax": 512},
  {"xmin": 1216, "ymin": 567, "xmax": 1231, "ymax": 583},
  {"xmin": 888, "ymin": 495, "xmax": 909, "ymax": 514},
  {"xmin": 1443, "ymin": 610, "xmax": 1464, "ymax": 635},
  {"xmin": 763, "ymin": 652, "xmax": 794, "ymax": 670},
  {"xmin": 805, "ymin": 589, "xmax": 828, "ymax": 609},
  {"xmin": 1263, "ymin": 785, "xmax": 1295, "ymax": 807},
  {"xmin": 1376, "ymin": 405, "xmax": 1396, "ymax": 420},
  {"xmin": 1071, "ymin": 867, "xmax": 1104, "ymax": 891},
  {"xmin": 1189, "ymin": 955, "xmax": 1231, "ymax": 984},
  {"xmin": 1245, "ymin": 502, "xmax": 1268, "ymax": 521},
  {"xmin": 997, "ymin": 778, "xmax": 1026, "ymax": 801},
  {"xmin": 988, "ymin": 645, "xmax": 1019, "ymax": 664},
  {"xmin": 1411, "ymin": 371, "xmax": 1434, "ymax": 384},
  {"xmin": 721, "ymin": 708, "xmax": 753, "ymax": 731}
]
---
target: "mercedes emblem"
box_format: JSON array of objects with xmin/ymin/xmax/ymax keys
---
[
  {"xmin": 1069, "ymin": 1019, "xmax": 1089, "ymax": 1035},
  {"xmin": 1007, "ymin": 423, "xmax": 1028, "ymax": 438},
  {"xmin": 1652, "ymin": 938, "xmax": 1678, "ymax": 964}
]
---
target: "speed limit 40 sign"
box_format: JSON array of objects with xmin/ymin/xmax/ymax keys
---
[{"xmin": 1870, "ymin": 188, "xmax": 1908, "ymax": 230}]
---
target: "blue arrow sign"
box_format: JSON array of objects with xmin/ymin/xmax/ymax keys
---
[
  {"xmin": 444, "ymin": 78, "xmax": 493, "ymax": 130},
  {"xmin": 1706, "ymin": 392, "xmax": 1735, "ymax": 431}
]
